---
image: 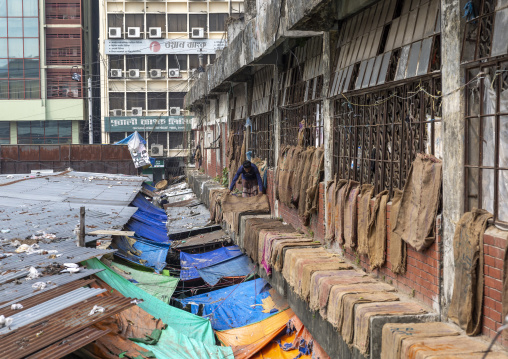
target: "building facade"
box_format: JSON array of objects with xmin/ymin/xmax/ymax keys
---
[
  {"xmin": 0, "ymin": 0, "xmax": 89, "ymax": 145},
  {"xmin": 99, "ymin": 0, "xmax": 243, "ymax": 157}
]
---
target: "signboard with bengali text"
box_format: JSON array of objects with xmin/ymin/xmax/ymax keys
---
[
  {"xmin": 105, "ymin": 116, "xmax": 192, "ymax": 133},
  {"xmin": 105, "ymin": 39, "xmax": 226, "ymax": 55}
]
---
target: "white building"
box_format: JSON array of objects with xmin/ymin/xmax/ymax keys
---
[{"xmin": 99, "ymin": 0, "xmax": 243, "ymax": 156}]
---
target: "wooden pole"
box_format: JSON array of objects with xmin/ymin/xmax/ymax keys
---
[{"xmin": 79, "ymin": 206, "xmax": 85, "ymax": 247}]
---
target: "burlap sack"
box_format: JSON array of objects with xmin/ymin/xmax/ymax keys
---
[
  {"xmin": 389, "ymin": 189, "xmax": 406, "ymax": 274},
  {"xmin": 341, "ymin": 292, "xmax": 399, "ymax": 345},
  {"xmin": 208, "ymin": 188, "xmax": 227, "ymax": 223},
  {"xmin": 222, "ymin": 194, "xmax": 270, "ymax": 233},
  {"xmin": 325, "ymin": 179, "xmax": 336, "ymax": 242},
  {"xmin": 275, "ymin": 145, "xmax": 288, "ymax": 200},
  {"xmin": 244, "ymin": 219, "xmax": 292, "ymax": 263},
  {"xmin": 393, "ymin": 154, "xmax": 442, "ymax": 251},
  {"xmin": 260, "ymin": 232, "xmax": 304, "ymax": 274},
  {"xmin": 297, "ymin": 147, "xmax": 317, "ymax": 215},
  {"xmin": 239, "ymin": 131, "xmax": 246, "ymax": 168},
  {"xmin": 334, "ymin": 181, "xmax": 350, "ymax": 244},
  {"xmin": 357, "ymin": 184, "xmax": 375, "ymax": 254},
  {"xmin": 448, "ymin": 209, "xmax": 492, "ymax": 336},
  {"xmin": 401, "ymin": 335, "xmax": 491, "ymax": 359},
  {"xmin": 257, "ymin": 228, "xmax": 294, "ymax": 266},
  {"xmin": 308, "ymin": 270, "xmax": 365, "ymax": 310},
  {"xmin": 367, "ymin": 190, "xmax": 389, "ymax": 270},
  {"xmin": 344, "ymin": 181, "xmax": 361, "ymax": 249},
  {"xmin": 303, "ymin": 147, "xmax": 325, "ymax": 225},
  {"xmin": 299, "ymin": 261, "xmax": 352, "ymax": 301},
  {"xmin": 327, "ymin": 282, "xmax": 395, "ymax": 331},
  {"xmin": 353, "ymin": 302, "xmax": 427, "ymax": 354},
  {"xmin": 272, "ymin": 241, "xmax": 321, "ymax": 273},
  {"xmin": 381, "ymin": 322, "xmax": 460, "ymax": 359},
  {"xmin": 282, "ymin": 247, "xmax": 327, "ymax": 284},
  {"xmin": 290, "ymin": 255, "xmax": 340, "ymax": 291},
  {"xmin": 278, "ymin": 146, "xmax": 293, "ymax": 206}
]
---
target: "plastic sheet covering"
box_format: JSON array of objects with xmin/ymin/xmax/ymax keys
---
[
  {"xmin": 84, "ymin": 258, "xmax": 216, "ymax": 345},
  {"xmin": 180, "ymin": 246, "xmax": 243, "ymax": 280},
  {"xmin": 132, "ymin": 194, "xmax": 167, "ymax": 221},
  {"xmin": 111, "ymin": 260, "xmax": 178, "ymax": 303},
  {"xmin": 216, "ymin": 309, "xmax": 295, "ymax": 359},
  {"xmin": 111, "ymin": 235, "xmax": 169, "ymax": 272},
  {"xmin": 132, "ymin": 209, "xmax": 167, "ymax": 231},
  {"xmin": 114, "ymin": 131, "xmax": 147, "ymax": 146},
  {"xmin": 126, "ymin": 218, "xmax": 169, "ymax": 244},
  {"xmin": 143, "ymin": 182, "xmax": 157, "ymax": 192},
  {"xmin": 198, "ymin": 255, "xmax": 254, "ymax": 286},
  {"xmin": 177, "ymin": 278, "xmax": 284, "ymax": 330}
]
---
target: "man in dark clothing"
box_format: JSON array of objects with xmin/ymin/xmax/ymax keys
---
[{"xmin": 229, "ymin": 160, "xmax": 264, "ymax": 197}]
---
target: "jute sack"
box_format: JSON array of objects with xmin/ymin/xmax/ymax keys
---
[
  {"xmin": 324, "ymin": 179, "xmax": 336, "ymax": 242},
  {"xmin": 393, "ymin": 154, "xmax": 442, "ymax": 251},
  {"xmin": 299, "ymin": 261, "xmax": 351, "ymax": 301},
  {"xmin": 275, "ymin": 145, "xmax": 288, "ymax": 200},
  {"xmin": 389, "ymin": 189, "xmax": 406, "ymax": 274},
  {"xmin": 297, "ymin": 147, "xmax": 317, "ymax": 215},
  {"xmin": 272, "ymin": 241, "xmax": 321, "ymax": 273},
  {"xmin": 357, "ymin": 184, "xmax": 374, "ymax": 254},
  {"xmin": 277, "ymin": 146, "xmax": 293, "ymax": 206},
  {"xmin": 334, "ymin": 180, "xmax": 350, "ymax": 244},
  {"xmin": 303, "ymin": 147, "xmax": 325, "ymax": 225},
  {"xmin": 448, "ymin": 209, "xmax": 492, "ymax": 336},
  {"xmin": 343, "ymin": 181, "xmax": 360, "ymax": 249},
  {"xmin": 367, "ymin": 190, "xmax": 389, "ymax": 270}
]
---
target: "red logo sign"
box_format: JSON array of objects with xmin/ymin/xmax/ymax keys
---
[{"xmin": 150, "ymin": 41, "xmax": 161, "ymax": 52}]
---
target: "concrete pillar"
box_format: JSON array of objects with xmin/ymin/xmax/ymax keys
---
[
  {"xmin": 273, "ymin": 65, "xmax": 281, "ymax": 217},
  {"xmin": 440, "ymin": 0, "xmax": 465, "ymax": 316},
  {"xmin": 322, "ymin": 32, "xmax": 333, "ymax": 182}
]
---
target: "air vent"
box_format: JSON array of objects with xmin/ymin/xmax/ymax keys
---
[
  {"xmin": 149, "ymin": 27, "xmax": 162, "ymax": 38},
  {"xmin": 150, "ymin": 144, "xmax": 164, "ymax": 157},
  {"xmin": 168, "ymin": 68, "xmax": 180, "ymax": 78},
  {"xmin": 129, "ymin": 69, "xmax": 140, "ymax": 78},
  {"xmin": 109, "ymin": 27, "xmax": 121, "ymax": 38},
  {"xmin": 169, "ymin": 107, "xmax": 181, "ymax": 115},
  {"xmin": 131, "ymin": 107, "xmax": 143, "ymax": 116},
  {"xmin": 191, "ymin": 27, "xmax": 205, "ymax": 38},
  {"xmin": 128, "ymin": 27, "xmax": 141, "ymax": 38},
  {"xmin": 150, "ymin": 69, "xmax": 162, "ymax": 78},
  {"xmin": 110, "ymin": 69, "xmax": 122, "ymax": 78}
]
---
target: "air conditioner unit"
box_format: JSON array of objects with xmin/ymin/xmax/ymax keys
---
[
  {"xmin": 149, "ymin": 27, "xmax": 162, "ymax": 38},
  {"xmin": 150, "ymin": 69, "xmax": 162, "ymax": 78},
  {"xmin": 169, "ymin": 107, "xmax": 181, "ymax": 115},
  {"xmin": 168, "ymin": 68, "xmax": 180, "ymax": 78},
  {"xmin": 191, "ymin": 27, "xmax": 205, "ymax": 38},
  {"xmin": 66, "ymin": 89, "xmax": 79, "ymax": 98},
  {"xmin": 150, "ymin": 144, "xmax": 164, "ymax": 157},
  {"xmin": 128, "ymin": 27, "xmax": 141, "ymax": 38},
  {"xmin": 109, "ymin": 27, "xmax": 122, "ymax": 38},
  {"xmin": 131, "ymin": 107, "xmax": 143, "ymax": 116},
  {"xmin": 110, "ymin": 69, "xmax": 122, "ymax": 78},
  {"xmin": 112, "ymin": 109, "xmax": 123, "ymax": 116},
  {"xmin": 129, "ymin": 69, "xmax": 140, "ymax": 78}
]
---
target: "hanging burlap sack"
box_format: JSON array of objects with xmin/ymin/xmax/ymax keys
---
[
  {"xmin": 357, "ymin": 184, "xmax": 375, "ymax": 255},
  {"xmin": 304, "ymin": 147, "xmax": 325, "ymax": 225},
  {"xmin": 448, "ymin": 209, "xmax": 492, "ymax": 336},
  {"xmin": 297, "ymin": 147, "xmax": 316, "ymax": 215},
  {"xmin": 275, "ymin": 145, "xmax": 288, "ymax": 201},
  {"xmin": 343, "ymin": 181, "xmax": 360, "ymax": 249},
  {"xmin": 334, "ymin": 181, "xmax": 351, "ymax": 244},
  {"xmin": 393, "ymin": 154, "xmax": 442, "ymax": 251},
  {"xmin": 367, "ymin": 190, "xmax": 389, "ymax": 270},
  {"xmin": 324, "ymin": 179, "xmax": 336, "ymax": 242},
  {"xmin": 389, "ymin": 189, "xmax": 406, "ymax": 274}
]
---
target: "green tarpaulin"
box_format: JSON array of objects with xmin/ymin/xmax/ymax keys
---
[
  {"xmin": 111, "ymin": 260, "xmax": 179, "ymax": 303},
  {"xmin": 84, "ymin": 258, "xmax": 215, "ymax": 345}
]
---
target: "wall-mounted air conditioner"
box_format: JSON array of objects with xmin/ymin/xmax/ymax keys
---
[
  {"xmin": 150, "ymin": 144, "xmax": 164, "ymax": 157},
  {"xmin": 131, "ymin": 107, "xmax": 143, "ymax": 116},
  {"xmin": 110, "ymin": 69, "xmax": 122, "ymax": 78},
  {"xmin": 191, "ymin": 27, "xmax": 205, "ymax": 39},
  {"xmin": 169, "ymin": 107, "xmax": 181, "ymax": 115},
  {"xmin": 127, "ymin": 27, "xmax": 141, "ymax": 38},
  {"xmin": 150, "ymin": 69, "xmax": 162, "ymax": 78},
  {"xmin": 109, "ymin": 27, "xmax": 122, "ymax": 38},
  {"xmin": 168, "ymin": 68, "xmax": 180, "ymax": 78},
  {"xmin": 112, "ymin": 109, "xmax": 123, "ymax": 117},
  {"xmin": 129, "ymin": 69, "xmax": 140, "ymax": 78},
  {"xmin": 149, "ymin": 27, "xmax": 162, "ymax": 38}
]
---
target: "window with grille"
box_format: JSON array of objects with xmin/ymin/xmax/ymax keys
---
[
  {"xmin": 189, "ymin": 14, "xmax": 207, "ymax": 31},
  {"xmin": 17, "ymin": 120, "xmax": 72, "ymax": 144},
  {"xmin": 169, "ymin": 132, "xmax": 184, "ymax": 149},
  {"xmin": 47, "ymin": 69, "xmax": 82, "ymax": 99},
  {"xmin": 249, "ymin": 113, "xmax": 274, "ymax": 166},
  {"xmin": 168, "ymin": 54, "xmax": 187, "ymax": 71},
  {"xmin": 169, "ymin": 92, "xmax": 185, "ymax": 108},
  {"xmin": 127, "ymin": 92, "xmax": 145, "ymax": 109},
  {"xmin": 109, "ymin": 92, "xmax": 124, "ymax": 110}
]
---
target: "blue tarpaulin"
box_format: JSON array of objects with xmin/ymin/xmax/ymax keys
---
[
  {"xmin": 180, "ymin": 246, "xmax": 242, "ymax": 281},
  {"xmin": 126, "ymin": 218, "xmax": 169, "ymax": 244},
  {"xmin": 110, "ymin": 235, "xmax": 169, "ymax": 273},
  {"xmin": 177, "ymin": 278, "xmax": 278, "ymax": 330},
  {"xmin": 114, "ymin": 132, "xmax": 146, "ymax": 145},
  {"xmin": 131, "ymin": 194, "xmax": 167, "ymax": 221},
  {"xmin": 143, "ymin": 182, "xmax": 157, "ymax": 192},
  {"xmin": 198, "ymin": 255, "xmax": 254, "ymax": 286}
]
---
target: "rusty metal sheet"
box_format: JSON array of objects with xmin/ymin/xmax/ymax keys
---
[
  {"xmin": 18, "ymin": 146, "xmax": 40, "ymax": 161},
  {"xmin": 25, "ymin": 327, "xmax": 110, "ymax": 359},
  {"xmin": 39, "ymin": 145, "xmax": 61, "ymax": 162},
  {"xmin": 0, "ymin": 146, "xmax": 19, "ymax": 161}
]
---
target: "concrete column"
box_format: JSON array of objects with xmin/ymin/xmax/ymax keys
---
[
  {"xmin": 441, "ymin": 0, "xmax": 465, "ymax": 316},
  {"xmin": 322, "ymin": 32, "xmax": 333, "ymax": 182},
  {"xmin": 273, "ymin": 65, "xmax": 280, "ymax": 168}
]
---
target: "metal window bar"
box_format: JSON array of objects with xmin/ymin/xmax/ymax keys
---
[
  {"xmin": 461, "ymin": 0, "xmax": 496, "ymax": 63},
  {"xmin": 249, "ymin": 112, "xmax": 274, "ymax": 166},
  {"xmin": 464, "ymin": 58, "xmax": 508, "ymax": 225},
  {"xmin": 332, "ymin": 75, "xmax": 442, "ymax": 197},
  {"xmin": 280, "ymin": 100, "xmax": 324, "ymax": 147}
]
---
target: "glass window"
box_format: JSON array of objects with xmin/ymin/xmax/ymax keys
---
[
  {"xmin": 23, "ymin": 38, "xmax": 38, "ymax": 58},
  {"xmin": 127, "ymin": 92, "xmax": 145, "ymax": 109},
  {"xmin": 148, "ymin": 55, "xmax": 165, "ymax": 70},
  {"xmin": 23, "ymin": 0, "xmax": 38, "ymax": 17},
  {"xmin": 17, "ymin": 121, "xmax": 72, "ymax": 144},
  {"xmin": 0, "ymin": 79, "xmax": 7, "ymax": 99},
  {"xmin": 24, "ymin": 58, "xmax": 38, "ymax": 77},
  {"xmin": 8, "ymin": 17, "xmax": 22, "ymax": 37},
  {"xmin": 59, "ymin": 121, "xmax": 72, "ymax": 137},
  {"xmin": 125, "ymin": 14, "xmax": 144, "ymax": 32},
  {"xmin": 168, "ymin": 14, "xmax": 187, "ymax": 32},
  {"xmin": 188, "ymin": 54, "xmax": 199, "ymax": 69},
  {"xmin": 0, "ymin": 38, "xmax": 7, "ymax": 57},
  {"xmin": 9, "ymin": 80, "xmax": 23, "ymax": 99},
  {"xmin": 147, "ymin": 92, "xmax": 166, "ymax": 110},
  {"xmin": 0, "ymin": 121, "xmax": 9, "ymax": 144},
  {"xmin": 0, "ymin": 0, "xmax": 6, "ymax": 17},
  {"xmin": 168, "ymin": 54, "xmax": 187, "ymax": 70},
  {"xmin": 0, "ymin": 59, "xmax": 7, "ymax": 77},
  {"xmin": 209, "ymin": 13, "xmax": 228, "ymax": 32},
  {"xmin": 0, "ymin": 18, "xmax": 6, "ymax": 37},
  {"xmin": 109, "ymin": 55, "xmax": 124, "ymax": 69},
  {"xmin": 23, "ymin": 17, "xmax": 38, "ymax": 37},
  {"xmin": 109, "ymin": 132, "xmax": 127, "ymax": 144},
  {"xmin": 17, "ymin": 121, "xmax": 30, "ymax": 140},
  {"xmin": 8, "ymin": 59, "xmax": 22, "ymax": 77},
  {"xmin": 109, "ymin": 92, "xmax": 124, "ymax": 110},
  {"xmin": 7, "ymin": 1, "xmax": 22, "ymax": 16},
  {"xmin": 169, "ymin": 132, "xmax": 183, "ymax": 149},
  {"xmin": 8, "ymin": 38, "xmax": 23, "ymax": 57},
  {"xmin": 147, "ymin": 14, "xmax": 165, "ymax": 30},
  {"xmin": 25, "ymin": 79, "xmax": 38, "ymax": 98},
  {"xmin": 107, "ymin": 14, "xmax": 123, "ymax": 29},
  {"xmin": 189, "ymin": 14, "xmax": 207, "ymax": 30},
  {"xmin": 169, "ymin": 92, "xmax": 185, "ymax": 108},
  {"xmin": 126, "ymin": 55, "xmax": 144, "ymax": 70}
]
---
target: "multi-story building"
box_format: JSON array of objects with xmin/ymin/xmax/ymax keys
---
[
  {"xmin": 0, "ymin": 0, "xmax": 93, "ymax": 145},
  {"xmin": 99, "ymin": 0, "xmax": 243, "ymax": 157}
]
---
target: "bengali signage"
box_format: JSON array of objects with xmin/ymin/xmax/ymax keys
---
[
  {"xmin": 105, "ymin": 116, "xmax": 192, "ymax": 132},
  {"xmin": 105, "ymin": 39, "xmax": 226, "ymax": 55}
]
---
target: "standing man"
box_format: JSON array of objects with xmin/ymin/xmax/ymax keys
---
[
  {"xmin": 229, "ymin": 160, "xmax": 264, "ymax": 197},
  {"xmin": 194, "ymin": 143, "xmax": 202, "ymax": 170}
]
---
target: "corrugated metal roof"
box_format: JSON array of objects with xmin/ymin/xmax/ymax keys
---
[{"xmin": 0, "ymin": 171, "xmax": 144, "ymax": 242}]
